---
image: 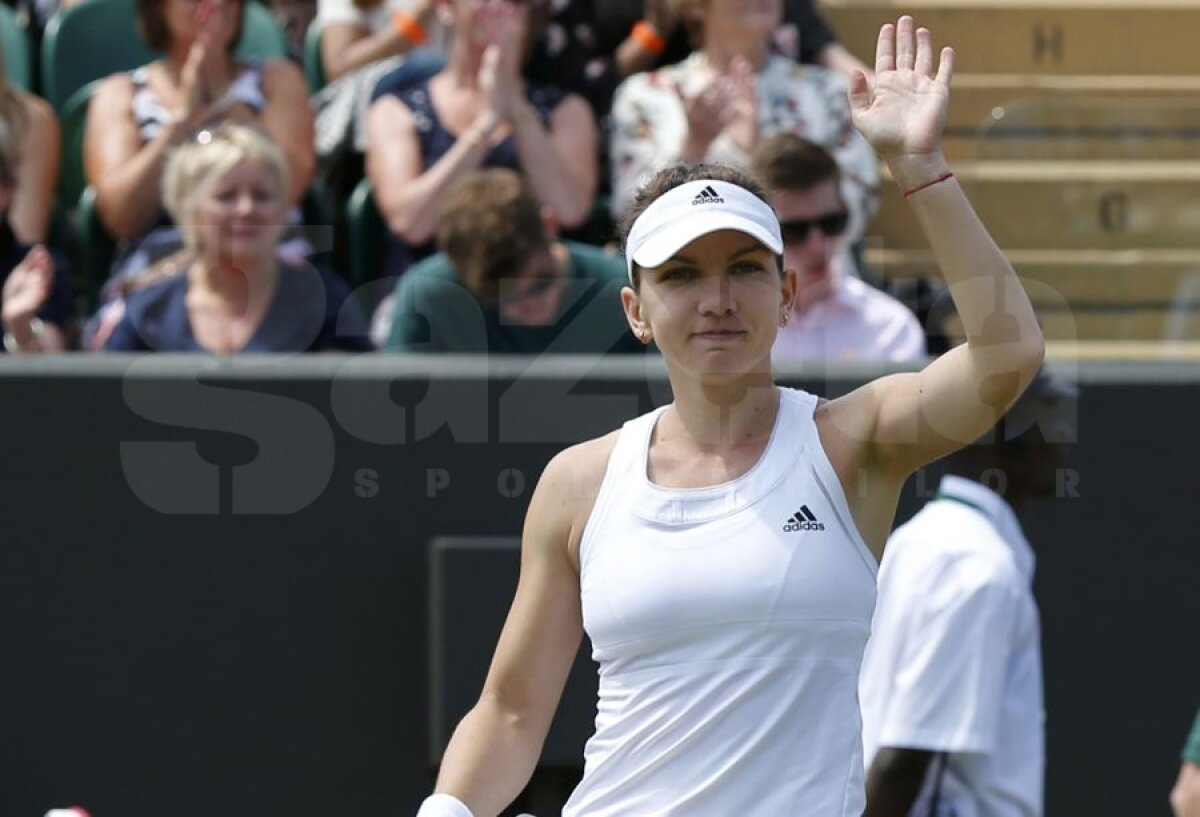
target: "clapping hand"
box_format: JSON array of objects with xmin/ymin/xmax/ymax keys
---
[
  {"xmin": 1, "ymin": 246, "xmax": 54, "ymax": 331},
  {"xmin": 848, "ymin": 16, "xmax": 952, "ymax": 166},
  {"xmin": 477, "ymin": 1, "xmax": 526, "ymax": 122},
  {"xmin": 673, "ymin": 56, "xmax": 759, "ymax": 159}
]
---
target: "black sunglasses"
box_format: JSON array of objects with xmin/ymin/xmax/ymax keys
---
[{"xmin": 779, "ymin": 211, "xmax": 850, "ymax": 244}]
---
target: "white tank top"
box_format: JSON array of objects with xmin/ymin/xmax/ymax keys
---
[{"xmin": 563, "ymin": 387, "xmax": 878, "ymax": 817}]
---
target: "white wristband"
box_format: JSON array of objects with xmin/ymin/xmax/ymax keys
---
[{"xmin": 416, "ymin": 793, "xmax": 474, "ymax": 817}]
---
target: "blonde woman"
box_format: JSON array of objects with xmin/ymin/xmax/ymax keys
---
[{"xmin": 100, "ymin": 124, "xmax": 366, "ymax": 353}]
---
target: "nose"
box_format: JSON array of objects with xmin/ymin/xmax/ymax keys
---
[{"xmin": 698, "ymin": 272, "xmax": 736, "ymax": 316}]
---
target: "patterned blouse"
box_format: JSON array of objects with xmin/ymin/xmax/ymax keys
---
[{"xmin": 609, "ymin": 53, "xmax": 879, "ymax": 242}]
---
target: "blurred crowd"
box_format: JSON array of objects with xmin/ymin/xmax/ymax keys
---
[{"xmin": 0, "ymin": 0, "xmax": 957, "ymax": 357}]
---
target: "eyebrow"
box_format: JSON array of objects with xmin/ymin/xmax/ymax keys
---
[{"xmin": 667, "ymin": 243, "xmax": 770, "ymax": 266}]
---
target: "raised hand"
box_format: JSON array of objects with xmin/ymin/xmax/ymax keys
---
[
  {"xmin": 1, "ymin": 246, "xmax": 54, "ymax": 328},
  {"xmin": 477, "ymin": 2, "xmax": 526, "ymax": 121},
  {"xmin": 848, "ymin": 16, "xmax": 952, "ymax": 162},
  {"xmin": 722, "ymin": 56, "xmax": 759, "ymax": 155}
]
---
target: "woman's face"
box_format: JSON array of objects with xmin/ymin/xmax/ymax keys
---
[
  {"xmin": 625, "ymin": 229, "xmax": 795, "ymax": 382},
  {"xmin": 446, "ymin": 0, "xmax": 530, "ymax": 54},
  {"xmin": 700, "ymin": 0, "xmax": 782, "ymax": 40},
  {"xmin": 189, "ymin": 157, "xmax": 287, "ymax": 267},
  {"xmin": 164, "ymin": 0, "xmax": 242, "ymax": 50}
]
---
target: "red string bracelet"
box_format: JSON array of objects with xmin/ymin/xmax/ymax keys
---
[{"xmin": 903, "ymin": 171, "xmax": 954, "ymax": 199}]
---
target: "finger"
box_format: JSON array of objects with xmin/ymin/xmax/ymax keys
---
[
  {"xmin": 895, "ymin": 16, "xmax": 915, "ymax": 71},
  {"xmin": 847, "ymin": 69, "xmax": 872, "ymax": 112},
  {"xmin": 935, "ymin": 46, "xmax": 955, "ymax": 89},
  {"xmin": 875, "ymin": 23, "xmax": 895, "ymax": 74},
  {"xmin": 915, "ymin": 27, "xmax": 933, "ymax": 76}
]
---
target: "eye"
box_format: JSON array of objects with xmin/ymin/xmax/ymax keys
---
[
  {"xmin": 658, "ymin": 266, "xmax": 698, "ymax": 282},
  {"xmin": 730, "ymin": 260, "xmax": 766, "ymax": 275}
]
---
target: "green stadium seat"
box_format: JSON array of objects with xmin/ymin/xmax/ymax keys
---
[
  {"xmin": 57, "ymin": 80, "xmax": 98, "ymax": 211},
  {"xmin": 346, "ymin": 176, "xmax": 385, "ymax": 287},
  {"xmin": 303, "ymin": 19, "xmax": 325, "ymax": 92},
  {"xmin": 0, "ymin": 4, "xmax": 31, "ymax": 90},
  {"xmin": 40, "ymin": 0, "xmax": 287, "ymax": 112}
]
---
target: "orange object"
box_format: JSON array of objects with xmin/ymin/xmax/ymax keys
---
[
  {"xmin": 392, "ymin": 10, "xmax": 428, "ymax": 45},
  {"xmin": 631, "ymin": 20, "xmax": 667, "ymax": 55}
]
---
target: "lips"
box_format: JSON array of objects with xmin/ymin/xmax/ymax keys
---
[{"xmin": 692, "ymin": 329, "xmax": 747, "ymax": 341}]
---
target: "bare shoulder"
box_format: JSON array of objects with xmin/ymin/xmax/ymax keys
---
[
  {"xmin": 19, "ymin": 91, "xmax": 56, "ymax": 130},
  {"xmin": 261, "ymin": 57, "xmax": 307, "ymax": 92},
  {"xmin": 531, "ymin": 430, "xmax": 622, "ymax": 567},
  {"xmin": 537, "ymin": 430, "xmax": 621, "ymax": 517},
  {"xmin": 89, "ymin": 72, "xmax": 135, "ymax": 111}
]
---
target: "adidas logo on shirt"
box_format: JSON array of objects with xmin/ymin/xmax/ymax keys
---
[
  {"xmin": 783, "ymin": 506, "xmax": 825, "ymax": 532},
  {"xmin": 691, "ymin": 185, "xmax": 725, "ymax": 205}
]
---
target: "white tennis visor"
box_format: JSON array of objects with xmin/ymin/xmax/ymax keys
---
[{"xmin": 624, "ymin": 179, "xmax": 784, "ymax": 282}]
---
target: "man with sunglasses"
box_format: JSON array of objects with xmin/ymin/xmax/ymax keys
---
[{"xmin": 751, "ymin": 133, "xmax": 925, "ymax": 363}]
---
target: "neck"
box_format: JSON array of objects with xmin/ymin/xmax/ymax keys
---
[
  {"xmin": 663, "ymin": 369, "xmax": 779, "ymax": 452},
  {"xmin": 700, "ymin": 30, "xmax": 769, "ymax": 72},
  {"xmin": 191, "ymin": 255, "xmax": 277, "ymax": 309}
]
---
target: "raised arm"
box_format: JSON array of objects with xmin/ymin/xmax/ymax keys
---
[
  {"xmin": 320, "ymin": 0, "xmax": 434, "ymax": 82},
  {"xmin": 258, "ymin": 59, "xmax": 316, "ymax": 204},
  {"xmin": 11, "ymin": 93, "xmax": 59, "ymax": 243},
  {"xmin": 423, "ymin": 442, "xmax": 605, "ymax": 817},
  {"xmin": 834, "ymin": 17, "xmax": 1044, "ymax": 478}
]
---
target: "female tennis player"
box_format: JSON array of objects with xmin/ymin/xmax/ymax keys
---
[{"xmin": 415, "ymin": 15, "xmax": 1045, "ymax": 817}]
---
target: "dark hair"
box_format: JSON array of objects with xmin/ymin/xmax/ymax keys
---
[
  {"xmin": 751, "ymin": 133, "xmax": 841, "ymax": 193},
  {"xmin": 137, "ymin": 0, "xmax": 246, "ymax": 53},
  {"xmin": 437, "ymin": 169, "xmax": 549, "ymax": 302},
  {"xmin": 618, "ymin": 162, "xmax": 780, "ymax": 288}
]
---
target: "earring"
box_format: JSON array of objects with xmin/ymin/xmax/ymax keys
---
[{"xmin": 780, "ymin": 311, "xmax": 790, "ymax": 327}]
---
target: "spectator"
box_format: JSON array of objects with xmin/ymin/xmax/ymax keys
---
[
  {"xmin": 365, "ymin": 0, "xmax": 597, "ymax": 278},
  {"xmin": 608, "ymin": 0, "xmax": 877, "ymax": 233},
  {"xmin": 317, "ymin": 0, "xmax": 442, "ymax": 82},
  {"xmin": 100, "ymin": 124, "xmax": 367, "ymax": 353},
  {"xmin": 859, "ymin": 368, "xmax": 1079, "ymax": 817},
  {"xmin": 526, "ymin": 0, "xmax": 869, "ymax": 121},
  {"xmin": 1172, "ymin": 710, "xmax": 1200, "ymax": 817},
  {"xmin": 0, "ymin": 118, "xmax": 72, "ymax": 353},
  {"xmin": 752, "ymin": 133, "xmax": 924, "ymax": 363},
  {"xmin": 380, "ymin": 168, "xmax": 641, "ymax": 354},
  {"xmin": 0, "ymin": 53, "xmax": 59, "ymax": 243},
  {"xmin": 84, "ymin": 0, "xmax": 315, "ymax": 261},
  {"xmin": 268, "ymin": 0, "xmax": 317, "ymax": 63}
]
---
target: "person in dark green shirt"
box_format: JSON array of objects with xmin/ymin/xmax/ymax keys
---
[
  {"xmin": 1172, "ymin": 709, "xmax": 1200, "ymax": 817},
  {"xmin": 380, "ymin": 169, "xmax": 645, "ymax": 356}
]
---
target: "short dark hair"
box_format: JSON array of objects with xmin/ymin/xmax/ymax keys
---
[
  {"xmin": 438, "ymin": 169, "xmax": 550, "ymax": 303},
  {"xmin": 137, "ymin": 0, "xmax": 245, "ymax": 53},
  {"xmin": 618, "ymin": 163, "xmax": 779, "ymax": 288},
  {"xmin": 750, "ymin": 134, "xmax": 841, "ymax": 193}
]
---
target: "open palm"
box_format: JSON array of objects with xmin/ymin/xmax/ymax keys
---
[{"xmin": 849, "ymin": 17, "xmax": 953, "ymax": 160}]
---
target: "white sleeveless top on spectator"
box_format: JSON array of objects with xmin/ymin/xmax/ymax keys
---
[{"xmin": 564, "ymin": 387, "xmax": 878, "ymax": 816}]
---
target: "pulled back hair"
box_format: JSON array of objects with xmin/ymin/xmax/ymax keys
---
[
  {"xmin": 618, "ymin": 162, "xmax": 780, "ymax": 288},
  {"xmin": 751, "ymin": 133, "xmax": 841, "ymax": 193},
  {"xmin": 437, "ymin": 168, "xmax": 549, "ymax": 303}
]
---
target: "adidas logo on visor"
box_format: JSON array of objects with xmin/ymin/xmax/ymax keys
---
[{"xmin": 691, "ymin": 185, "xmax": 725, "ymax": 205}]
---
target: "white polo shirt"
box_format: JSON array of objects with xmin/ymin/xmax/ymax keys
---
[{"xmin": 859, "ymin": 475, "xmax": 1045, "ymax": 817}]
